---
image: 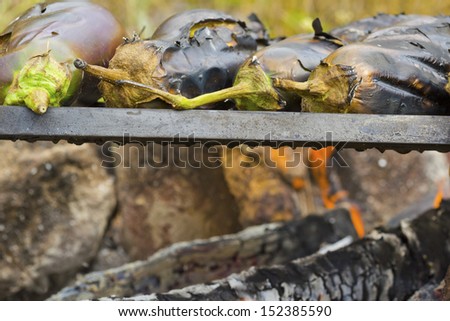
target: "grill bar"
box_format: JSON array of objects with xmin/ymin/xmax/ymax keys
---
[{"xmin": 0, "ymin": 106, "xmax": 448, "ymax": 152}]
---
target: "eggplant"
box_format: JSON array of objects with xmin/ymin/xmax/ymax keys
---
[
  {"xmin": 0, "ymin": 1, "xmax": 124, "ymax": 114},
  {"xmin": 151, "ymin": 9, "xmax": 269, "ymax": 46},
  {"xmin": 76, "ymin": 18, "xmax": 341, "ymax": 111},
  {"xmin": 74, "ymin": 9, "xmax": 268, "ymax": 109},
  {"xmin": 274, "ymin": 17, "xmax": 450, "ymax": 115},
  {"xmin": 233, "ymin": 20, "xmax": 342, "ymax": 110},
  {"xmin": 78, "ymin": 15, "xmax": 449, "ymax": 115}
]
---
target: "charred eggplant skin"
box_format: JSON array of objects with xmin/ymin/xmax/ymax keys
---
[
  {"xmin": 153, "ymin": 10, "xmax": 259, "ymax": 100},
  {"xmin": 330, "ymin": 13, "xmax": 436, "ymax": 43},
  {"xmin": 154, "ymin": 9, "xmax": 263, "ymax": 98},
  {"xmin": 151, "ymin": 9, "xmax": 246, "ymax": 43},
  {"xmin": 77, "ymin": 9, "xmax": 268, "ymax": 109},
  {"xmin": 0, "ymin": 1, "xmax": 124, "ymax": 113}
]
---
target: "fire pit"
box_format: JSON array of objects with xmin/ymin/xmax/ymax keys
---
[{"xmin": 0, "ymin": 105, "xmax": 448, "ymax": 300}]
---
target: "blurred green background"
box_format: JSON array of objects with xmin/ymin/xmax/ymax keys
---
[{"xmin": 1, "ymin": 0, "xmax": 449, "ymax": 37}]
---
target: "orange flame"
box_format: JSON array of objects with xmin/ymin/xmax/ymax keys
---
[
  {"xmin": 348, "ymin": 204, "xmax": 365, "ymax": 238},
  {"xmin": 308, "ymin": 147, "xmax": 336, "ymax": 209},
  {"xmin": 308, "ymin": 147, "xmax": 365, "ymax": 238},
  {"xmin": 433, "ymin": 181, "xmax": 445, "ymax": 209}
]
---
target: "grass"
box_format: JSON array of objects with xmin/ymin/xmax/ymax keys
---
[{"xmin": 1, "ymin": 0, "xmax": 449, "ymax": 37}]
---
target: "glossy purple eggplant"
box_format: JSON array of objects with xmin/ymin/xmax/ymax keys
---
[{"xmin": 0, "ymin": 1, "xmax": 124, "ymax": 114}]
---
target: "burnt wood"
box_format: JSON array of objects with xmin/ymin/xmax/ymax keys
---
[
  {"xmin": 49, "ymin": 209, "xmax": 357, "ymax": 300},
  {"xmin": 122, "ymin": 201, "xmax": 450, "ymax": 301}
]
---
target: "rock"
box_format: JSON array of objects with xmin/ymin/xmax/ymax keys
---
[
  {"xmin": 221, "ymin": 146, "xmax": 304, "ymax": 227},
  {"xmin": 0, "ymin": 141, "xmax": 116, "ymax": 299},
  {"xmin": 88, "ymin": 216, "xmax": 130, "ymax": 272},
  {"xmin": 331, "ymin": 150, "xmax": 449, "ymax": 230},
  {"xmin": 112, "ymin": 143, "xmax": 242, "ymax": 260}
]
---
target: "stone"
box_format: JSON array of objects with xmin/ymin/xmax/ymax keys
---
[
  {"xmin": 0, "ymin": 141, "xmax": 116, "ymax": 298},
  {"xmin": 111, "ymin": 143, "xmax": 242, "ymax": 260},
  {"xmin": 331, "ymin": 150, "xmax": 449, "ymax": 230},
  {"xmin": 221, "ymin": 146, "xmax": 304, "ymax": 227}
]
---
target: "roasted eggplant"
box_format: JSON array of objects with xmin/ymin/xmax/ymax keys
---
[
  {"xmin": 76, "ymin": 18, "xmax": 341, "ymax": 111},
  {"xmin": 0, "ymin": 1, "xmax": 124, "ymax": 114},
  {"xmin": 77, "ymin": 13, "xmax": 450, "ymax": 115},
  {"xmin": 74, "ymin": 9, "xmax": 267, "ymax": 109},
  {"xmin": 231, "ymin": 19, "xmax": 342, "ymax": 110},
  {"xmin": 275, "ymin": 17, "xmax": 450, "ymax": 115}
]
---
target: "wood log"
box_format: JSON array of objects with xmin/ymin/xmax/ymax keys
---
[
  {"xmin": 48, "ymin": 209, "xmax": 357, "ymax": 300},
  {"xmin": 443, "ymin": 266, "xmax": 450, "ymax": 300},
  {"xmin": 408, "ymin": 265, "xmax": 450, "ymax": 300},
  {"xmin": 121, "ymin": 201, "xmax": 450, "ymax": 301}
]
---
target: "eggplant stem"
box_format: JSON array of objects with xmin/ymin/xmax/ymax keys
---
[
  {"xmin": 273, "ymin": 78, "xmax": 312, "ymax": 96},
  {"xmin": 74, "ymin": 58, "xmax": 129, "ymax": 84},
  {"xmin": 117, "ymin": 79, "xmax": 252, "ymax": 110}
]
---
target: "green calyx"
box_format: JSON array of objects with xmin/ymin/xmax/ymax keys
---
[
  {"xmin": 232, "ymin": 59, "xmax": 285, "ymax": 111},
  {"xmin": 4, "ymin": 51, "xmax": 72, "ymax": 114},
  {"xmin": 273, "ymin": 62, "xmax": 357, "ymax": 113}
]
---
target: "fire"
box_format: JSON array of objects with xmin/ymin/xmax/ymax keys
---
[
  {"xmin": 433, "ymin": 179, "xmax": 449, "ymax": 209},
  {"xmin": 308, "ymin": 147, "xmax": 336, "ymax": 209},
  {"xmin": 268, "ymin": 146, "xmax": 366, "ymax": 238},
  {"xmin": 433, "ymin": 187, "xmax": 443, "ymax": 209},
  {"xmin": 308, "ymin": 147, "xmax": 365, "ymax": 238},
  {"xmin": 348, "ymin": 204, "xmax": 365, "ymax": 239}
]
